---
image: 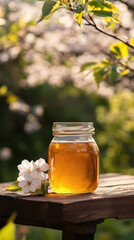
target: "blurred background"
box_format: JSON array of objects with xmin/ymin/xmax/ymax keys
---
[{"xmin": 0, "ymin": 0, "xmax": 134, "ymax": 239}]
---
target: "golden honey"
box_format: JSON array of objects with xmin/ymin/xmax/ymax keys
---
[{"xmin": 49, "ymin": 141, "xmax": 99, "ymax": 193}]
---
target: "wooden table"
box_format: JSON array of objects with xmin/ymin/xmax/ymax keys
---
[{"xmin": 0, "ymin": 173, "xmax": 134, "ymax": 240}]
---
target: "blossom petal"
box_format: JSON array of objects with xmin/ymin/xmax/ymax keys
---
[
  {"xmin": 23, "ymin": 172, "xmax": 32, "ymax": 181},
  {"xmin": 31, "ymin": 170, "xmax": 39, "ymax": 179},
  {"xmin": 18, "ymin": 180, "xmax": 27, "ymax": 188},
  {"xmin": 17, "ymin": 176, "xmax": 25, "ymax": 181},
  {"xmin": 22, "ymin": 186, "xmax": 30, "ymax": 193},
  {"xmin": 40, "ymin": 163, "xmax": 49, "ymax": 172},
  {"xmin": 30, "ymin": 183, "xmax": 37, "ymax": 192},
  {"xmin": 35, "ymin": 158, "xmax": 46, "ymax": 168},
  {"xmin": 32, "ymin": 178, "xmax": 41, "ymax": 188},
  {"xmin": 17, "ymin": 164, "xmax": 25, "ymax": 172},
  {"xmin": 38, "ymin": 172, "xmax": 47, "ymax": 180},
  {"xmin": 30, "ymin": 160, "xmax": 37, "ymax": 171},
  {"xmin": 45, "ymin": 173, "xmax": 48, "ymax": 180},
  {"xmin": 18, "ymin": 171, "xmax": 26, "ymax": 177},
  {"xmin": 22, "ymin": 159, "xmax": 30, "ymax": 170}
]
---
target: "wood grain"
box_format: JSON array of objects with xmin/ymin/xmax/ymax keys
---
[{"xmin": 0, "ymin": 174, "xmax": 134, "ymax": 229}]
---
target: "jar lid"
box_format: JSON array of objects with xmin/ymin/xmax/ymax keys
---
[{"xmin": 52, "ymin": 122, "xmax": 95, "ymax": 136}]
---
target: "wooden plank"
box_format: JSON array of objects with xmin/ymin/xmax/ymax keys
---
[{"xmin": 0, "ymin": 174, "xmax": 134, "ymax": 228}]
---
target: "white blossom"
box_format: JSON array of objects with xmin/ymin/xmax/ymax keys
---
[
  {"xmin": 17, "ymin": 158, "xmax": 49, "ymax": 194},
  {"xmin": 31, "ymin": 158, "xmax": 49, "ymax": 180},
  {"xmin": 17, "ymin": 172, "xmax": 41, "ymax": 194},
  {"xmin": 17, "ymin": 159, "xmax": 36, "ymax": 176}
]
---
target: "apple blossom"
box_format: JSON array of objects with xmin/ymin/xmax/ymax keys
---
[
  {"xmin": 17, "ymin": 159, "xmax": 36, "ymax": 176},
  {"xmin": 31, "ymin": 158, "xmax": 49, "ymax": 180},
  {"xmin": 17, "ymin": 172, "xmax": 41, "ymax": 194},
  {"xmin": 7, "ymin": 158, "xmax": 49, "ymax": 194}
]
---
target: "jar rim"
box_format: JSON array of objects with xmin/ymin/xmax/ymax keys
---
[{"xmin": 52, "ymin": 122, "xmax": 95, "ymax": 136}]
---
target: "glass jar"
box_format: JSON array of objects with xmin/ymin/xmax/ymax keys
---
[{"xmin": 48, "ymin": 122, "xmax": 99, "ymax": 194}]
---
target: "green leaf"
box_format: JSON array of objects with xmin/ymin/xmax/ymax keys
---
[
  {"xmin": 120, "ymin": 69, "xmax": 130, "ymax": 76},
  {"xmin": 74, "ymin": 5, "xmax": 83, "ymax": 14},
  {"xmin": 6, "ymin": 181, "xmax": 22, "ymax": 192},
  {"xmin": 104, "ymin": 17, "xmax": 114, "ymax": 31},
  {"xmin": 80, "ymin": 62, "xmax": 98, "ymax": 72},
  {"xmin": 41, "ymin": 181, "xmax": 49, "ymax": 195},
  {"xmin": 88, "ymin": 0, "xmax": 119, "ymax": 12},
  {"xmin": 88, "ymin": 1, "xmax": 119, "ymax": 18},
  {"xmin": 103, "ymin": 1, "xmax": 120, "ymax": 12},
  {"xmin": 97, "ymin": 0, "xmax": 105, "ymax": 4},
  {"xmin": 110, "ymin": 64, "xmax": 119, "ymax": 80},
  {"xmin": 110, "ymin": 46, "xmax": 121, "ymax": 58},
  {"xmin": 75, "ymin": 11, "xmax": 83, "ymax": 26},
  {"xmin": 93, "ymin": 66, "xmax": 109, "ymax": 84},
  {"xmin": 38, "ymin": 0, "xmax": 60, "ymax": 22},
  {"xmin": 74, "ymin": 5, "xmax": 84, "ymax": 26},
  {"xmin": 0, "ymin": 221, "xmax": 16, "ymax": 240},
  {"xmin": 93, "ymin": 10, "xmax": 112, "ymax": 17},
  {"xmin": 110, "ymin": 42, "xmax": 128, "ymax": 58}
]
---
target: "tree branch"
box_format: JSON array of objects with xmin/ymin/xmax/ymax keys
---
[
  {"xmin": 119, "ymin": 62, "xmax": 134, "ymax": 72},
  {"xmin": 82, "ymin": 16, "xmax": 134, "ymax": 50}
]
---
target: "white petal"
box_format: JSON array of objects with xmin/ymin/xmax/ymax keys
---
[
  {"xmin": 45, "ymin": 173, "xmax": 48, "ymax": 180},
  {"xmin": 17, "ymin": 176, "xmax": 25, "ymax": 181},
  {"xmin": 22, "ymin": 159, "xmax": 30, "ymax": 170},
  {"xmin": 38, "ymin": 172, "xmax": 47, "ymax": 180},
  {"xmin": 35, "ymin": 158, "xmax": 46, "ymax": 168},
  {"xmin": 40, "ymin": 163, "xmax": 49, "ymax": 172},
  {"xmin": 23, "ymin": 172, "xmax": 32, "ymax": 181},
  {"xmin": 17, "ymin": 164, "xmax": 25, "ymax": 172},
  {"xmin": 30, "ymin": 183, "xmax": 37, "ymax": 192},
  {"xmin": 18, "ymin": 180, "xmax": 27, "ymax": 188},
  {"xmin": 22, "ymin": 185, "xmax": 30, "ymax": 193},
  {"xmin": 18, "ymin": 171, "xmax": 26, "ymax": 177},
  {"xmin": 31, "ymin": 170, "xmax": 39, "ymax": 179},
  {"xmin": 30, "ymin": 161, "xmax": 37, "ymax": 171},
  {"xmin": 32, "ymin": 178, "xmax": 41, "ymax": 188}
]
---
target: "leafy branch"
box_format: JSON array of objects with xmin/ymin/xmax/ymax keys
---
[
  {"xmin": 80, "ymin": 41, "xmax": 134, "ymax": 84},
  {"xmin": 38, "ymin": 0, "xmax": 134, "ymax": 85},
  {"xmin": 83, "ymin": 16, "xmax": 134, "ymax": 50},
  {"xmin": 38, "ymin": 0, "xmax": 134, "ymax": 50}
]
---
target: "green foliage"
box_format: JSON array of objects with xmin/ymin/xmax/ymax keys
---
[
  {"xmin": 80, "ymin": 41, "xmax": 134, "ymax": 84},
  {"xmin": 87, "ymin": 0, "xmax": 119, "ymax": 18},
  {"xmin": 41, "ymin": 180, "xmax": 49, "ymax": 195},
  {"xmin": 25, "ymin": 227, "xmax": 61, "ymax": 240},
  {"xmin": 110, "ymin": 42, "xmax": 128, "ymax": 58},
  {"xmin": 6, "ymin": 181, "xmax": 22, "ymax": 192},
  {"xmin": 96, "ymin": 219, "xmax": 134, "ymax": 240},
  {"xmin": 38, "ymin": 1, "xmax": 60, "ymax": 22},
  {"xmin": 75, "ymin": 9, "xmax": 83, "ymax": 26},
  {"xmin": 96, "ymin": 89, "xmax": 134, "ymax": 173},
  {"xmin": 38, "ymin": 0, "xmax": 120, "ymax": 26}
]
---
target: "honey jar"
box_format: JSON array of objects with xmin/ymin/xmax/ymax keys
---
[{"xmin": 48, "ymin": 122, "xmax": 99, "ymax": 193}]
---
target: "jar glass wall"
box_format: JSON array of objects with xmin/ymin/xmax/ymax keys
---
[{"xmin": 48, "ymin": 122, "xmax": 99, "ymax": 193}]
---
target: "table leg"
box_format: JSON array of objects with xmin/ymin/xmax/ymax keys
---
[
  {"xmin": 62, "ymin": 230, "xmax": 95, "ymax": 240},
  {"xmin": 62, "ymin": 220, "xmax": 103, "ymax": 240}
]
